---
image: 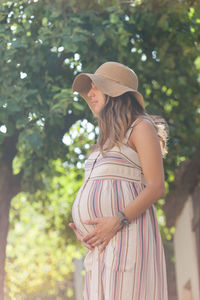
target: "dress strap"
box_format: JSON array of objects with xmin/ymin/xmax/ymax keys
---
[{"xmin": 123, "ymin": 115, "xmax": 155, "ymax": 144}]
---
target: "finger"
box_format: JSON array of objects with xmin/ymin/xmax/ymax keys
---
[
  {"xmin": 69, "ymin": 225, "xmax": 79, "ymax": 236},
  {"xmin": 71, "ymin": 228, "xmax": 96, "ymax": 248},
  {"xmin": 69, "ymin": 224, "xmax": 82, "ymax": 237},
  {"xmin": 98, "ymin": 241, "xmax": 108, "ymax": 253},
  {"xmin": 82, "ymin": 232, "xmax": 96, "ymax": 242},
  {"xmin": 92, "ymin": 240, "xmax": 104, "ymax": 247},
  {"xmin": 72, "ymin": 226, "xmax": 80, "ymax": 235},
  {"xmin": 69, "ymin": 225, "xmax": 84, "ymax": 242},
  {"xmin": 69, "ymin": 225, "xmax": 78, "ymax": 237},
  {"xmin": 83, "ymin": 218, "xmax": 100, "ymax": 225},
  {"xmin": 82, "ymin": 241, "xmax": 94, "ymax": 250},
  {"xmin": 69, "ymin": 223, "xmax": 76, "ymax": 230},
  {"xmin": 76, "ymin": 232, "xmax": 83, "ymax": 241},
  {"xmin": 86, "ymin": 236, "xmax": 99, "ymax": 245}
]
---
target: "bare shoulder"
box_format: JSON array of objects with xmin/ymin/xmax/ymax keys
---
[
  {"xmin": 129, "ymin": 118, "xmax": 164, "ymax": 190},
  {"xmin": 134, "ymin": 117, "xmax": 156, "ymax": 131},
  {"xmin": 128, "ymin": 118, "xmax": 160, "ymax": 152}
]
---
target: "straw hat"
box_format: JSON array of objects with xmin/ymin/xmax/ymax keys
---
[{"xmin": 72, "ymin": 61, "xmax": 145, "ymax": 113}]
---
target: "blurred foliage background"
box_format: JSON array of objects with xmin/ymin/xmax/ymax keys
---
[{"xmin": 0, "ymin": 0, "xmax": 199, "ymax": 298}]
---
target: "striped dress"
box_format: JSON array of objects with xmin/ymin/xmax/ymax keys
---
[{"xmin": 72, "ymin": 118, "xmax": 168, "ymax": 300}]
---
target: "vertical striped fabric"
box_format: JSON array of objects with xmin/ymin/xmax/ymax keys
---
[{"xmin": 72, "ymin": 119, "xmax": 168, "ymax": 300}]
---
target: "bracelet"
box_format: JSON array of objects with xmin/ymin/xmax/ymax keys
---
[{"xmin": 117, "ymin": 210, "xmax": 130, "ymax": 227}]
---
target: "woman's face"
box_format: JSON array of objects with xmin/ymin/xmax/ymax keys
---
[{"xmin": 87, "ymin": 82, "xmax": 106, "ymax": 116}]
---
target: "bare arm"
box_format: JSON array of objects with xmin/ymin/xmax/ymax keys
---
[{"xmin": 122, "ymin": 119, "xmax": 165, "ymax": 222}]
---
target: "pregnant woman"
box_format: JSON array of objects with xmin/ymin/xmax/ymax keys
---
[{"xmin": 69, "ymin": 62, "xmax": 168, "ymax": 300}]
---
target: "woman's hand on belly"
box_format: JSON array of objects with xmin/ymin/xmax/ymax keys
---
[
  {"xmin": 82, "ymin": 216, "xmax": 122, "ymax": 253},
  {"xmin": 68, "ymin": 223, "xmax": 95, "ymax": 251}
]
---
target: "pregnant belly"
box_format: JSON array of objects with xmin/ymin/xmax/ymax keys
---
[{"xmin": 72, "ymin": 179, "xmax": 143, "ymax": 237}]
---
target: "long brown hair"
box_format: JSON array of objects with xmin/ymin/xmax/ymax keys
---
[
  {"xmin": 89, "ymin": 92, "xmax": 145, "ymax": 156},
  {"xmin": 88, "ymin": 92, "xmax": 169, "ymax": 158}
]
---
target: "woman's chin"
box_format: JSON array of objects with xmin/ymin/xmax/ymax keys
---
[{"xmin": 92, "ymin": 110, "xmax": 100, "ymax": 117}]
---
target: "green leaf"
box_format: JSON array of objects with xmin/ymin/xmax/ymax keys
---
[{"xmin": 72, "ymin": 101, "xmax": 85, "ymax": 111}]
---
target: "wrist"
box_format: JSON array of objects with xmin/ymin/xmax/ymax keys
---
[
  {"xmin": 113, "ymin": 216, "xmax": 123, "ymax": 230},
  {"xmin": 117, "ymin": 210, "xmax": 130, "ymax": 227}
]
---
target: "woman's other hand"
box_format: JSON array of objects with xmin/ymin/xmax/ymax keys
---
[
  {"xmin": 82, "ymin": 217, "xmax": 122, "ymax": 253},
  {"xmin": 68, "ymin": 223, "xmax": 94, "ymax": 251}
]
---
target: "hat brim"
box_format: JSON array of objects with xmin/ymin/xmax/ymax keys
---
[{"xmin": 72, "ymin": 73, "xmax": 145, "ymax": 112}]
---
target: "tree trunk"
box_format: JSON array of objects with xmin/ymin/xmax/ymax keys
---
[
  {"xmin": 0, "ymin": 192, "xmax": 11, "ymax": 300},
  {"xmin": 0, "ymin": 163, "xmax": 22, "ymax": 300}
]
